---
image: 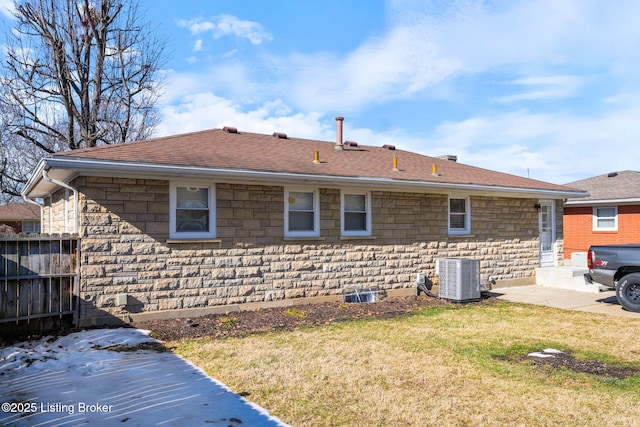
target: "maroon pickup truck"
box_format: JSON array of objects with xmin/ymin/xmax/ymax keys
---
[{"xmin": 586, "ymin": 244, "xmax": 640, "ymax": 312}]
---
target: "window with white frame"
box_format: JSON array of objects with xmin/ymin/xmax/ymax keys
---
[
  {"xmin": 448, "ymin": 196, "xmax": 471, "ymax": 234},
  {"xmin": 170, "ymin": 183, "xmax": 216, "ymax": 239},
  {"xmin": 341, "ymin": 191, "xmax": 371, "ymax": 236},
  {"xmin": 593, "ymin": 206, "xmax": 617, "ymax": 231},
  {"xmin": 285, "ymin": 188, "xmax": 319, "ymax": 237}
]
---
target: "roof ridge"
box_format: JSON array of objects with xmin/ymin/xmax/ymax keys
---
[
  {"xmin": 50, "ymin": 127, "xmax": 430, "ymax": 157},
  {"xmin": 52, "ymin": 128, "xmax": 234, "ymax": 156}
]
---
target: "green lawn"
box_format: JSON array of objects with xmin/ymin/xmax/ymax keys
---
[{"xmin": 170, "ymin": 302, "xmax": 640, "ymax": 426}]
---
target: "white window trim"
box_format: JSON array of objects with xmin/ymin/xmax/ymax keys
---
[
  {"xmin": 169, "ymin": 182, "xmax": 217, "ymax": 239},
  {"xmin": 448, "ymin": 195, "xmax": 471, "ymax": 235},
  {"xmin": 284, "ymin": 187, "xmax": 320, "ymax": 237},
  {"xmin": 593, "ymin": 206, "xmax": 618, "ymax": 231},
  {"xmin": 341, "ymin": 190, "xmax": 372, "ymax": 237}
]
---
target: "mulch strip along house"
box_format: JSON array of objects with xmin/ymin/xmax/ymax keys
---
[{"xmin": 22, "ymin": 119, "xmax": 587, "ymax": 326}]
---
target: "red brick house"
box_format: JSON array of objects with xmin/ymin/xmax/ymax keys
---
[
  {"xmin": 564, "ymin": 171, "xmax": 640, "ymax": 261},
  {"xmin": 22, "ymin": 121, "xmax": 586, "ymax": 325},
  {"xmin": 0, "ymin": 203, "xmax": 41, "ymax": 234}
]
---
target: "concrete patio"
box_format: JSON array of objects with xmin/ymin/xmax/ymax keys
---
[{"xmin": 494, "ymin": 285, "xmax": 640, "ymax": 318}]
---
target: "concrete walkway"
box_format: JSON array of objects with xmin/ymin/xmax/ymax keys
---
[
  {"xmin": 0, "ymin": 329, "xmax": 288, "ymax": 427},
  {"xmin": 493, "ymin": 285, "xmax": 640, "ymax": 318}
]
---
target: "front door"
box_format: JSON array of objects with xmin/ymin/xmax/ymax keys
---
[{"xmin": 539, "ymin": 200, "xmax": 556, "ymax": 267}]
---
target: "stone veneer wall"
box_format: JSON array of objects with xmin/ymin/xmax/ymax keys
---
[
  {"xmin": 44, "ymin": 176, "xmax": 562, "ymax": 326},
  {"xmin": 42, "ymin": 188, "xmax": 76, "ymax": 234}
]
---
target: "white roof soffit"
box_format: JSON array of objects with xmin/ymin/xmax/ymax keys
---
[{"xmin": 24, "ymin": 156, "xmax": 588, "ymax": 200}]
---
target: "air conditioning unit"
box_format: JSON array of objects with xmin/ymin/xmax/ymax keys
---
[{"xmin": 436, "ymin": 258, "xmax": 481, "ymax": 302}]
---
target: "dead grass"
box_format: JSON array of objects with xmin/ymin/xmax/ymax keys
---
[{"xmin": 170, "ymin": 302, "xmax": 640, "ymax": 426}]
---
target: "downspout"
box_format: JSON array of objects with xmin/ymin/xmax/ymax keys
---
[
  {"xmin": 22, "ymin": 194, "xmax": 43, "ymax": 234},
  {"xmin": 42, "ymin": 170, "xmax": 79, "ymax": 233}
]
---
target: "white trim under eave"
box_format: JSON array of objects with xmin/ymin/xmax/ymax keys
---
[
  {"xmin": 565, "ymin": 198, "xmax": 640, "ymax": 206},
  {"xmin": 24, "ymin": 156, "xmax": 589, "ymax": 200},
  {"xmin": 22, "ymin": 158, "xmax": 48, "ymax": 196}
]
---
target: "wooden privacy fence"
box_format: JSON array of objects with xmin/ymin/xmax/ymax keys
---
[{"xmin": 0, "ymin": 235, "xmax": 79, "ymax": 334}]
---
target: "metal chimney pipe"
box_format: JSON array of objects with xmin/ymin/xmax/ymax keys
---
[{"xmin": 335, "ymin": 116, "xmax": 344, "ymax": 150}]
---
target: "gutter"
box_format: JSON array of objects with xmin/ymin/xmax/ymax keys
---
[
  {"xmin": 21, "ymin": 158, "xmax": 48, "ymax": 198},
  {"xmin": 42, "ymin": 169, "xmax": 79, "ymax": 233},
  {"xmin": 23, "ymin": 156, "xmax": 588, "ymax": 199},
  {"xmin": 565, "ymin": 197, "xmax": 640, "ymax": 206},
  {"xmin": 38, "ymin": 156, "xmax": 588, "ymax": 200}
]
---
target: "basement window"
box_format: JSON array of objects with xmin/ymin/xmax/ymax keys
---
[
  {"xmin": 170, "ymin": 183, "xmax": 216, "ymax": 239},
  {"xmin": 449, "ymin": 196, "xmax": 471, "ymax": 235},
  {"xmin": 285, "ymin": 188, "xmax": 319, "ymax": 237},
  {"xmin": 593, "ymin": 206, "xmax": 617, "ymax": 231}
]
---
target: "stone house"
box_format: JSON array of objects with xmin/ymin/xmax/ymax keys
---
[
  {"xmin": 564, "ymin": 171, "xmax": 640, "ymax": 262},
  {"xmin": 22, "ymin": 120, "xmax": 586, "ymax": 326}
]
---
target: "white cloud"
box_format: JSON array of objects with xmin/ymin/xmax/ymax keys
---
[
  {"xmin": 177, "ymin": 15, "xmax": 272, "ymax": 45},
  {"xmin": 156, "ymin": 92, "xmax": 327, "ymax": 140},
  {"xmin": 214, "ymin": 14, "xmax": 272, "ymax": 45},
  {"xmin": 269, "ymin": 22, "xmax": 458, "ymax": 112},
  {"xmin": 0, "ymin": 0, "xmax": 15, "ymax": 18},
  {"xmin": 420, "ymin": 103, "xmax": 640, "ymax": 184},
  {"xmin": 493, "ymin": 75, "xmax": 587, "ymax": 103},
  {"xmin": 159, "ymin": 65, "xmax": 263, "ymax": 106},
  {"xmin": 276, "ymin": 0, "xmax": 640, "ymax": 111},
  {"xmin": 402, "ymin": 0, "xmax": 640, "ymax": 73},
  {"xmin": 177, "ymin": 19, "xmax": 215, "ymax": 34},
  {"xmin": 193, "ymin": 39, "xmax": 203, "ymax": 52}
]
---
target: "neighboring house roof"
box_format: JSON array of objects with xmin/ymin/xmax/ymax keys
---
[
  {"xmin": 23, "ymin": 127, "xmax": 587, "ymax": 200},
  {"xmin": 0, "ymin": 203, "xmax": 41, "ymax": 221},
  {"xmin": 565, "ymin": 170, "xmax": 640, "ymax": 205}
]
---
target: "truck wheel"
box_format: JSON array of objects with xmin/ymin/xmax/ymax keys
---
[{"xmin": 616, "ymin": 273, "xmax": 640, "ymax": 312}]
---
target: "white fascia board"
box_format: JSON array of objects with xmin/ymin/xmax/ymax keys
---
[
  {"xmin": 28, "ymin": 156, "xmax": 588, "ymax": 200},
  {"xmin": 565, "ymin": 197, "xmax": 640, "ymax": 206},
  {"xmin": 21, "ymin": 159, "xmax": 79, "ymax": 199},
  {"xmin": 21, "ymin": 159, "xmax": 48, "ymax": 198}
]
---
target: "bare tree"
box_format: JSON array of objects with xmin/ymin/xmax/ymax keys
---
[
  {"xmin": 0, "ymin": 0, "xmax": 166, "ymax": 200},
  {"xmin": 0, "ymin": 102, "xmax": 35, "ymax": 202}
]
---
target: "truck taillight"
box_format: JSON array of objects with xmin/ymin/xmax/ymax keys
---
[{"xmin": 587, "ymin": 249, "xmax": 594, "ymax": 270}]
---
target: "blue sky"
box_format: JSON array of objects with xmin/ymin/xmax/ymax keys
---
[{"xmin": 2, "ymin": 0, "xmax": 640, "ymax": 184}]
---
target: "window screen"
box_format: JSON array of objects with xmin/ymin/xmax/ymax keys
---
[
  {"xmin": 288, "ymin": 191, "xmax": 315, "ymax": 232},
  {"xmin": 176, "ymin": 187, "xmax": 210, "ymax": 232},
  {"xmin": 344, "ymin": 194, "xmax": 367, "ymax": 232}
]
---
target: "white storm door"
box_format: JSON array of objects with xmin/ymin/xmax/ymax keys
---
[{"xmin": 539, "ymin": 201, "xmax": 556, "ymax": 267}]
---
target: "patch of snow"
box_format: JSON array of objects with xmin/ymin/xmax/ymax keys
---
[
  {"xmin": 528, "ymin": 352, "xmax": 556, "ymax": 358},
  {"xmin": 527, "ymin": 348, "xmax": 565, "ymax": 359},
  {"xmin": 0, "ymin": 328, "xmax": 288, "ymax": 426}
]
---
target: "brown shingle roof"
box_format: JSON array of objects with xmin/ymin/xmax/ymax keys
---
[
  {"xmin": 0, "ymin": 203, "xmax": 41, "ymax": 220},
  {"xmin": 51, "ymin": 128, "xmax": 576, "ymax": 193},
  {"xmin": 566, "ymin": 171, "xmax": 640, "ymax": 201}
]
